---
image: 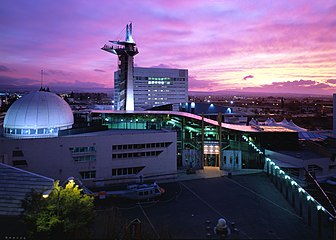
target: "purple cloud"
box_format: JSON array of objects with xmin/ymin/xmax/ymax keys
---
[
  {"xmin": 0, "ymin": 0, "xmax": 335, "ymax": 95},
  {"xmin": 243, "ymin": 75, "xmax": 254, "ymax": 80},
  {"xmin": 326, "ymin": 79, "xmax": 336, "ymax": 84}
]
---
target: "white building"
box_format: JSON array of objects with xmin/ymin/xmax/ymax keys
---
[
  {"xmin": 114, "ymin": 67, "xmax": 188, "ymax": 111},
  {"xmin": 0, "ymin": 91, "xmax": 177, "ymax": 187}
]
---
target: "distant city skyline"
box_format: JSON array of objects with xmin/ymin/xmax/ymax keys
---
[{"xmin": 0, "ymin": 0, "xmax": 335, "ymax": 95}]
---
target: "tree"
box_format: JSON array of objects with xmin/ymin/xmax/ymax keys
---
[{"xmin": 22, "ymin": 180, "xmax": 95, "ymax": 239}]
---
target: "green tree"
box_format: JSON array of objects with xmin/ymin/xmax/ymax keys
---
[{"xmin": 22, "ymin": 180, "xmax": 95, "ymax": 239}]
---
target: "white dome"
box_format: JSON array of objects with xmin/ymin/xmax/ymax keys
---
[{"xmin": 3, "ymin": 91, "xmax": 73, "ymax": 138}]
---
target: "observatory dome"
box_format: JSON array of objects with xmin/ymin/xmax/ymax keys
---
[{"xmin": 3, "ymin": 91, "xmax": 73, "ymax": 138}]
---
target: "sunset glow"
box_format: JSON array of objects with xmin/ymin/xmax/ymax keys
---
[{"xmin": 1, "ymin": 0, "xmax": 335, "ymax": 95}]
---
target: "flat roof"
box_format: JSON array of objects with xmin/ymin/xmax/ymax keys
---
[
  {"xmin": 91, "ymin": 110, "xmax": 297, "ymax": 133},
  {"xmin": 96, "ymin": 174, "xmax": 315, "ymax": 239},
  {"xmin": 62, "ymin": 129, "xmax": 174, "ymax": 138}
]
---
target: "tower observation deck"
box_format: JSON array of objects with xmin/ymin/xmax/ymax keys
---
[{"xmin": 102, "ymin": 22, "xmax": 139, "ymax": 111}]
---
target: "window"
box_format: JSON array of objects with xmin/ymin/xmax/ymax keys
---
[
  {"xmin": 73, "ymin": 155, "xmax": 96, "ymax": 162},
  {"xmin": 12, "ymin": 150, "xmax": 24, "ymax": 157},
  {"xmin": 13, "ymin": 160, "xmax": 27, "ymax": 166},
  {"xmin": 71, "ymin": 146, "xmax": 96, "ymax": 153},
  {"xmin": 112, "ymin": 166, "xmax": 145, "ymax": 176},
  {"xmin": 80, "ymin": 171, "xmax": 96, "ymax": 179}
]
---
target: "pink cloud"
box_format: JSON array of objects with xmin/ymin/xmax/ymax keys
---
[{"xmin": 0, "ymin": 0, "xmax": 335, "ymax": 95}]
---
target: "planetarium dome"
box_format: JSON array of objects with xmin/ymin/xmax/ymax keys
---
[{"xmin": 3, "ymin": 91, "xmax": 74, "ymax": 138}]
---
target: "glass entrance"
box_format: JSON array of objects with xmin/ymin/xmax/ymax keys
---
[{"xmin": 204, "ymin": 154, "xmax": 218, "ymax": 167}]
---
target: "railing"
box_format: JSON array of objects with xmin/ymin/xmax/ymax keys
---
[{"xmin": 242, "ymin": 135, "xmax": 336, "ymax": 239}]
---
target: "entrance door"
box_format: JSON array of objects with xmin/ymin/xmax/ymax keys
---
[{"xmin": 204, "ymin": 154, "xmax": 218, "ymax": 167}]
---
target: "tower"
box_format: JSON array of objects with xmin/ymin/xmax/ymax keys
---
[{"xmin": 102, "ymin": 22, "xmax": 139, "ymax": 111}]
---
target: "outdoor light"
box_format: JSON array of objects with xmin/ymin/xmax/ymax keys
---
[
  {"xmin": 42, "ymin": 189, "xmax": 52, "ymax": 198},
  {"xmin": 298, "ymin": 188, "xmax": 305, "ymax": 193},
  {"xmin": 284, "ymin": 175, "xmax": 290, "ymax": 179},
  {"xmin": 265, "ymin": 158, "xmax": 271, "ymax": 162},
  {"xmin": 279, "ymin": 170, "xmax": 285, "ymax": 174},
  {"xmin": 274, "ymin": 166, "xmax": 280, "ymax": 170},
  {"xmin": 317, "ymin": 205, "xmax": 323, "ymax": 211},
  {"xmin": 290, "ymin": 180, "xmax": 297, "ymax": 186}
]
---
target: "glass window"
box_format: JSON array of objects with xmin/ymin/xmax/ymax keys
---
[
  {"xmin": 37, "ymin": 128, "xmax": 43, "ymax": 134},
  {"xmin": 117, "ymin": 169, "xmax": 122, "ymax": 175},
  {"xmin": 112, "ymin": 169, "xmax": 116, "ymax": 176}
]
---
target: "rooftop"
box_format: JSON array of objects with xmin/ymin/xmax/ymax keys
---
[
  {"xmin": 95, "ymin": 173, "xmax": 316, "ymax": 239},
  {"xmin": 91, "ymin": 110, "xmax": 298, "ymax": 133},
  {"xmin": 0, "ymin": 163, "xmax": 54, "ymax": 216}
]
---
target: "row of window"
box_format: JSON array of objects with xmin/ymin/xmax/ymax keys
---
[
  {"xmin": 112, "ymin": 166, "xmax": 144, "ymax": 176},
  {"xmin": 4, "ymin": 127, "xmax": 59, "ymax": 135},
  {"xmin": 134, "ymin": 76, "xmax": 186, "ymax": 81},
  {"xmin": 73, "ymin": 155, "xmax": 96, "ymax": 162},
  {"xmin": 79, "ymin": 166, "xmax": 145, "ymax": 179},
  {"xmin": 112, "ymin": 142, "xmax": 171, "ymax": 151},
  {"xmin": 112, "ymin": 151, "xmax": 162, "ymax": 159},
  {"xmin": 71, "ymin": 146, "xmax": 96, "ymax": 153},
  {"xmin": 80, "ymin": 171, "xmax": 96, "ymax": 179},
  {"xmin": 148, "ymin": 81, "xmax": 171, "ymax": 85}
]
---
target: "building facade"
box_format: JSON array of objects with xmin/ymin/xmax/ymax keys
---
[
  {"xmin": 114, "ymin": 67, "xmax": 188, "ymax": 111},
  {"xmin": 0, "ymin": 129, "xmax": 177, "ymax": 187}
]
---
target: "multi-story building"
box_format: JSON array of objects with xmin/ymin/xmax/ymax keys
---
[{"xmin": 114, "ymin": 67, "xmax": 188, "ymax": 110}]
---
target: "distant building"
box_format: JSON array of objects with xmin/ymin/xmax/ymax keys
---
[
  {"xmin": 334, "ymin": 93, "xmax": 336, "ymax": 137},
  {"xmin": 114, "ymin": 67, "xmax": 188, "ymax": 111}
]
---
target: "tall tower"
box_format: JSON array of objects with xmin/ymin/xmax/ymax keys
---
[{"xmin": 102, "ymin": 22, "xmax": 139, "ymax": 111}]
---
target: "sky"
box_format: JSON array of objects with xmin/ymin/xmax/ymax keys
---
[{"xmin": 0, "ymin": 0, "xmax": 335, "ymax": 95}]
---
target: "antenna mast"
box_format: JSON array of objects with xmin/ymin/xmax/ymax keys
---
[{"xmin": 40, "ymin": 70, "xmax": 43, "ymax": 89}]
